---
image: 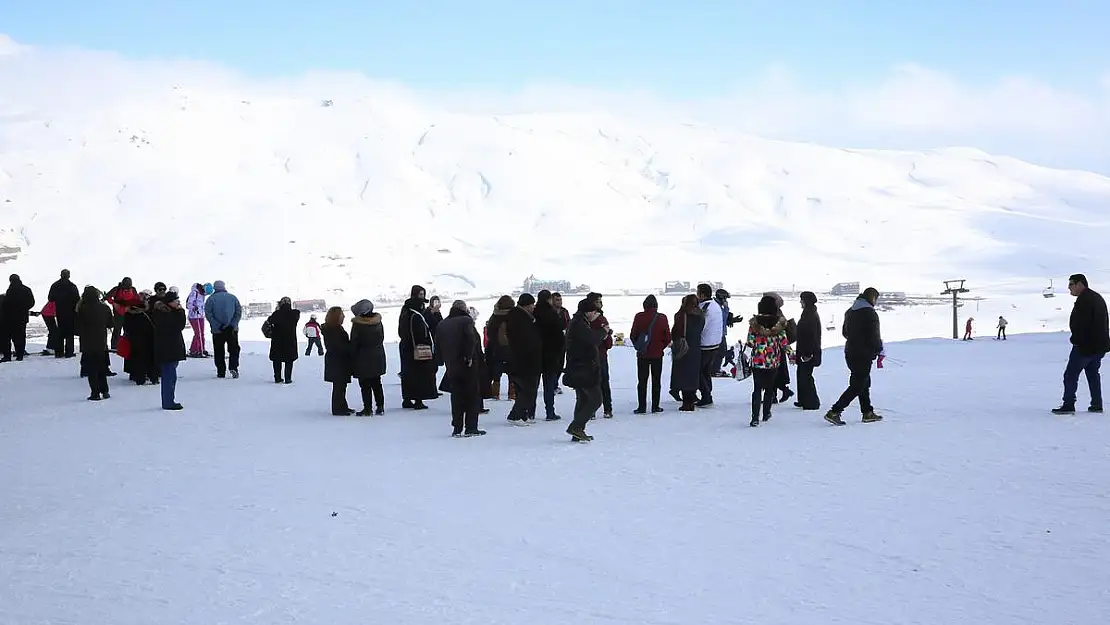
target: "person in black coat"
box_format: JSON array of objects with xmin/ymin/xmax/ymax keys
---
[
  {"xmin": 322, "ymin": 306, "xmax": 355, "ymax": 416},
  {"xmin": 505, "ymin": 293, "xmax": 542, "ymax": 423},
  {"xmin": 436, "ymin": 300, "xmax": 487, "ymax": 437},
  {"xmin": 266, "ymin": 297, "xmax": 301, "ymax": 384},
  {"xmin": 794, "ymin": 291, "xmax": 823, "ymax": 411},
  {"xmin": 48, "ymin": 269, "xmax": 80, "ymax": 358},
  {"xmin": 350, "ymin": 300, "xmax": 386, "ymax": 416},
  {"xmin": 483, "ymin": 295, "xmax": 514, "ymax": 399},
  {"xmin": 1, "ymin": 274, "xmax": 35, "ymax": 361},
  {"xmin": 562, "ymin": 298, "xmax": 606, "ymax": 441},
  {"xmin": 75, "ymin": 286, "xmax": 114, "ymax": 400},
  {"xmin": 397, "ymin": 284, "xmax": 437, "ymax": 409},
  {"xmin": 150, "ymin": 291, "xmax": 187, "ymax": 410},
  {"xmin": 1053, "ymin": 273, "xmax": 1110, "ymax": 414},
  {"xmin": 122, "ymin": 294, "xmax": 158, "ymax": 385},
  {"xmin": 425, "ymin": 295, "xmax": 445, "ymax": 368},
  {"xmin": 826, "ymin": 288, "xmax": 884, "ymax": 425},
  {"xmin": 533, "ymin": 289, "xmax": 566, "ymax": 421},
  {"xmin": 669, "ymin": 295, "xmax": 706, "ymax": 412}
]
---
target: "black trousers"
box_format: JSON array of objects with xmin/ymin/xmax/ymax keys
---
[
  {"xmin": 110, "ymin": 315, "xmax": 124, "ymax": 350},
  {"xmin": 599, "ymin": 354, "xmax": 612, "ymax": 413},
  {"xmin": 449, "ymin": 372, "xmax": 482, "ymax": 432},
  {"xmin": 44, "ymin": 316, "xmax": 58, "ymax": 352},
  {"xmin": 508, "ymin": 373, "xmax": 540, "ymax": 420},
  {"xmin": 796, "ymin": 361, "xmax": 820, "ymax": 409},
  {"xmin": 331, "ymin": 381, "xmax": 350, "ymax": 414},
  {"xmin": 84, "ymin": 353, "xmax": 110, "ymax": 396},
  {"xmin": 305, "ymin": 337, "xmax": 323, "ymax": 355},
  {"xmin": 571, "ymin": 385, "xmax": 603, "ymax": 431},
  {"xmin": 358, "ymin": 376, "xmax": 384, "ymax": 410},
  {"xmin": 831, "ymin": 356, "xmax": 874, "ymax": 414},
  {"xmin": 698, "ymin": 348, "xmax": 717, "ymax": 400},
  {"xmin": 272, "ymin": 360, "xmax": 293, "ymax": 382},
  {"xmin": 1, "ymin": 322, "xmax": 27, "ymax": 359},
  {"xmin": 751, "ymin": 367, "xmax": 778, "ymax": 417},
  {"xmin": 636, "ymin": 357, "xmax": 663, "ymax": 409},
  {"xmin": 776, "ymin": 357, "xmax": 791, "ymax": 391},
  {"xmin": 212, "ymin": 330, "xmax": 241, "ymax": 375},
  {"xmin": 997, "ymin": 327, "xmax": 1006, "ymax": 339}
]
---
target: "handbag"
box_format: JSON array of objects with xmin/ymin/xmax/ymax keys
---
[
  {"xmin": 413, "ymin": 344, "xmax": 433, "ymax": 361},
  {"xmin": 633, "ymin": 312, "xmax": 659, "ymax": 354},
  {"xmin": 670, "ymin": 337, "xmax": 689, "ymax": 360}
]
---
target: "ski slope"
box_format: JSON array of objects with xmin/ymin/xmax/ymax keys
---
[{"xmin": 1, "ymin": 329, "xmax": 1107, "ymax": 624}]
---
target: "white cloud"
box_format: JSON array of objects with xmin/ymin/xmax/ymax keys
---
[{"xmin": 1, "ymin": 34, "xmax": 1108, "ymax": 174}]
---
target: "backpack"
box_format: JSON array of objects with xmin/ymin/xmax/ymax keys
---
[
  {"xmin": 633, "ymin": 312, "xmax": 659, "ymax": 353},
  {"xmin": 261, "ymin": 319, "xmax": 274, "ymax": 339}
]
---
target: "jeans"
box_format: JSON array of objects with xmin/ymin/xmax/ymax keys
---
[
  {"xmin": 541, "ymin": 369, "xmax": 560, "ymax": 417},
  {"xmin": 212, "ymin": 330, "xmax": 240, "ymax": 375},
  {"xmin": 831, "ymin": 356, "xmax": 873, "ymax": 414},
  {"xmin": 636, "ymin": 357, "xmax": 663, "ymax": 409},
  {"xmin": 1062, "ymin": 347, "xmax": 1103, "ymax": 408},
  {"xmin": 571, "ymin": 385, "xmax": 603, "ymax": 431},
  {"xmin": 160, "ymin": 361, "xmax": 179, "ymax": 408}
]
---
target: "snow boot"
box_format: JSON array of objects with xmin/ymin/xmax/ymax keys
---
[
  {"xmin": 566, "ymin": 427, "xmax": 593, "ymax": 442},
  {"xmin": 1089, "ymin": 405, "xmax": 1104, "ymax": 413},
  {"xmin": 452, "ymin": 427, "xmax": 463, "ymax": 438},
  {"xmin": 750, "ymin": 416, "xmax": 759, "ymax": 427},
  {"xmin": 861, "ymin": 411, "xmax": 883, "ymax": 423},
  {"xmin": 652, "ymin": 406, "xmax": 664, "ymax": 413},
  {"xmin": 824, "ymin": 409, "xmax": 846, "ymax": 426},
  {"xmin": 374, "ymin": 406, "xmax": 385, "ymax": 416},
  {"xmin": 1051, "ymin": 404, "xmax": 1076, "ymax": 415},
  {"xmin": 779, "ymin": 388, "xmax": 794, "ymax": 404},
  {"xmin": 464, "ymin": 429, "xmax": 487, "ymax": 437}
]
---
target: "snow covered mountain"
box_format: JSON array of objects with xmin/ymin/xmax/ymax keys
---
[{"xmin": 2, "ymin": 40, "xmax": 1110, "ymax": 302}]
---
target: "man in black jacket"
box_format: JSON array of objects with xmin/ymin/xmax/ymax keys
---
[
  {"xmin": 533, "ymin": 289, "xmax": 566, "ymax": 421},
  {"xmin": 48, "ymin": 269, "xmax": 80, "ymax": 358},
  {"xmin": 825, "ymin": 287, "xmax": 884, "ymax": 425},
  {"xmin": 794, "ymin": 291, "xmax": 822, "ymax": 410},
  {"xmin": 1, "ymin": 274, "xmax": 35, "ymax": 362},
  {"xmin": 1053, "ymin": 274, "xmax": 1110, "ymax": 414},
  {"xmin": 505, "ymin": 293, "xmax": 541, "ymax": 424}
]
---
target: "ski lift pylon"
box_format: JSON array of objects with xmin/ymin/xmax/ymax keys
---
[{"xmin": 1043, "ymin": 278, "xmax": 1055, "ymax": 298}]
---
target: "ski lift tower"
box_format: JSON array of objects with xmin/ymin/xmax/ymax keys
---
[{"xmin": 942, "ymin": 279, "xmax": 970, "ymax": 339}]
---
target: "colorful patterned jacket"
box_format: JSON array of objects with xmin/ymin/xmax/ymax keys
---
[{"xmin": 745, "ymin": 314, "xmax": 793, "ymax": 369}]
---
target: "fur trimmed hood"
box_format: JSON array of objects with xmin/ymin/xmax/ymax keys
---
[
  {"xmin": 352, "ymin": 313, "xmax": 382, "ymax": 326},
  {"xmin": 749, "ymin": 314, "xmax": 787, "ymax": 337}
]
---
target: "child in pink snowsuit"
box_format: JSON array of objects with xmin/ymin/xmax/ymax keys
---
[{"xmin": 187, "ymin": 283, "xmax": 208, "ymax": 356}]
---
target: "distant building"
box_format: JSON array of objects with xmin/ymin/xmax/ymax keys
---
[
  {"xmin": 830, "ymin": 282, "xmax": 860, "ymax": 296},
  {"xmin": 877, "ymin": 291, "xmax": 907, "ymax": 303}
]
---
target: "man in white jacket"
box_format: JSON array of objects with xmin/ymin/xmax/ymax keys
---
[{"xmin": 697, "ymin": 283, "xmax": 724, "ymax": 406}]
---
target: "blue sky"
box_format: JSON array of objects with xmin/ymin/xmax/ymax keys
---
[{"xmin": 2, "ymin": 0, "xmax": 1107, "ymax": 93}]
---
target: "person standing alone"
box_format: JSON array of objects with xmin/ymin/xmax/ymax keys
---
[
  {"xmin": 1052, "ymin": 274, "xmax": 1110, "ymax": 414},
  {"xmin": 825, "ymin": 287, "xmax": 884, "ymax": 426},
  {"xmin": 204, "ymin": 280, "xmax": 242, "ymax": 379}
]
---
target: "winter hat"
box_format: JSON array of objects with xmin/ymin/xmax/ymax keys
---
[
  {"xmin": 169, "ymin": 286, "xmax": 179, "ymax": 295},
  {"xmin": 800, "ymin": 291, "xmax": 817, "ymax": 306},
  {"xmin": 763, "ymin": 291, "xmax": 784, "ymax": 309},
  {"xmin": 163, "ymin": 289, "xmax": 180, "ymax": 303},
  {"xmin": 140, "ymin": 289, "xmax": 153, "ymax": 297},
  {"xmin": 352, "ymin": 299, "xmax": 374, "ymax": 317},
  {"xmin": 643, "ymin": 294, "xmax": 659, "ymax": 310},
  {"xmin": 279, "ymin": 296, "xmax": 292, "ymax": 306},
  {"xmin": 9, "ymin": 274, "xmax": 19, "ymax": 283},
  {"xmin": 310, "ymin": 313, "xmax": 317, "ymax": 320},
  {"xmin": 757, "ymin": 295, "xmax": 778, "ymax": 316},
  {"xmin": 577, "ymin": 298, "xmax": 598, "ymax": 314},
  {"xmin": 213, "ymin": 280, "xmax": 226, "ymax": 292},
  {"xmin": 409, "ymin": 285, "xmax": 426, "ymax": 301},
  {"xmin": 154, "ymin": 282, "xmax": 167, "ymax": 292},
  {"xmin": 517, "ymin": 293, "xmax": 536, "ymax": 307}
]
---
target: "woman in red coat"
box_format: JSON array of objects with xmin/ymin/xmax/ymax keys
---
[{"xmin": 629, "ymin": 294, "xmax": 672, "ymax": 413}]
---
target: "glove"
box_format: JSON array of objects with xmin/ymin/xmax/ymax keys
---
[
  {"xmin": 787, "ymin": 353, "xmax": 797, "ymax": 365},
  {"xmin": 876, "ymin": 354, "xmax": 885, "ymax": 369}
]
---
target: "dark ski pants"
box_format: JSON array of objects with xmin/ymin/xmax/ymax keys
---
[
  {"xmin": 571, "ymin": 384, "xmax": 603, "ymax": 431},
  {"xmin": 698, "ymin": 348, "xmax": 717, "ymax": 400},
  {"xmin": 599, "ymin": 354, "xmax": 612, "ymax": 413},
  {"xmin": 636, "ymin": 356, "xmax": 663, "ymax": 410},
  {"xmin": 1062, "ymin": 347, "xmax": 1103, "ymax": 408},
  {"xmin": 541, "ymin": 369, "xmax": 560, "ymax": 418},
  {"xmin": 751, "ymin": 367, "xmax": 778, "ymax": 418},
  {"xmin": 710, "ymin": 337, "xmax": 727, "ymax": 375},
  {"xmin": 331, "ymin": 381, "xmax": 351, "ymax": 414},
  {"xmin": 84, "ymin": 353, "xmax": 109, "ymax": 396},
  {"xmin": 1, "ymin": 322, "xmax": 27, "ymax": 359},
  {"xmin": 110, "ymin": 315, "xmax": 124, "ymax": 350},
  {"xmin": 997, "ymin": 327, "xmax": 1006, "ymax": 339},
  {"xmin": 449, "ymin": 372, "xmax": 482, "ymax": 432},
  {"xmin": 272, "ymin": 360, "xmax": 293, "ymax": 383},
  {"xmin": 831, "ymin": 356, "xmax": 874, "ymax": 414},
  {"xmin": 796, "ymin": 360, "xmax": 820, "ymax": 409},
  {"xmin": 508, "ymin": 373, "xmax": 539, "ymax": 421},
  {"xmin": 358, "ymin": 376, "xmax": 384, "ymax": 411},
  {"xmin": 160, "ymin": 361, "xmax": 179, "ymax": 409},
  {"xmin": 305, "ymin": 337, "xmax": 323, "ymax": 355},
  {"xmin": 212, "ymin": 330, "xmax": 240, "ymax": 376},
  {"xmin": 44, "ymin": 316, "xmax": 58, "ymax": 352}
]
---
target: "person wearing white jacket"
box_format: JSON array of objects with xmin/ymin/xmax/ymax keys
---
[
  {"xmin": 186, "ymin": 283, "xmax": 208, "ymax": 357},
  {"xmin": 697, "ymin": 283, "xmax": 724, "ymax": 405}
]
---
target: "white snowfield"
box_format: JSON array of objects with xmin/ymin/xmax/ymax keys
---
[
  {"xmin": 2, "ymin": 329, "xmax": 1107, "ymax": 624},
  {"xmin": 3, "ymin": 37, "xmax": 1110, "ymax": 298}
]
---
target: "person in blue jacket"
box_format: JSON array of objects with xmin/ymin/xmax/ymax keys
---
[{"xmin": 203, "ymin": 280, "xmax": 242, "ymax": 378}]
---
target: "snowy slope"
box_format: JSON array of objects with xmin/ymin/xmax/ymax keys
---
[
  {"xmin": 2, "ymin": 39, "xmax": 1110, "ymax": 301},
  {"xmin": 2, "ymin": 331, "xmax": 1108, "ymax": 624}
]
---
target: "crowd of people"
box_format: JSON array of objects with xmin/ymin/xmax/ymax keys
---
[{"xmin": 2, "ymin": 271, "xmax": 1107, "ymax": 438}]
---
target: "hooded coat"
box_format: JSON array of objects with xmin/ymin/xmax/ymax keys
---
[
  {"xmin": 322, "ymin": 323, "xmax": 353, "ymax": 383},
  {"xmin": 398, "ymin": 285, "xmax": 438, "ymax": 401},
  {"xmin": 266, "ymin": 303, "xmax": 301, "ymax": 362},
  {"xmin": 746, "ymin": 314, "xmax": 791, "ymax": 370},
  {"xmin": 795, "ymin": 302, "xmax": 823, "ymax": 367},
  {"xmin": 351, "ymin": 313, "xmax": 387, "ymax": 379},
  {"xmin": 1, "ymin": 276, "xmax": 35, "ymax": 326}
]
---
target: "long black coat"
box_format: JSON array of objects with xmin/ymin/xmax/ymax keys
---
[
  {"xmin": 75, "ymin": 300, "xmax": 113, "ymax": 354},
  {"xmin": 350, "ymin": 314, "xmax": 386, "ymax": 379},
  {"xmin": 795, "ymin": 305, "xmax": 823, "ymax": 367},
  {"xmin": 48, "ymin": 278, "xmax": 81, "ymax": 335},
  {"xmin": 506, "ymin": 306, "xmax": 542, "ymax": 377},
  {"xmin": 322, "ymin": 324, "xmax": 353, "ymax": 383},
  {"xmin": 398, "ymin": 298, "xmax": 438, "ymax": 401},
  {"xmin": 534, "ymin": 301, "xmax": 566, "ymax": 373},
  {"xmin": 1, "ymin": 280, "xmax": 34, "ymax": 326},
  {"xmin": 150, "ymin": 306, "xmax": 187, "ymax": 364},
  {"xmin": 563, "ymin": 313, "xmax": 604, "ymax": 389},
  {"xmin": 669, "ymin": 310, "xmax": 705, "ymax": 393},
  {"xmin": 267, "ymin": 305, "xmax": 301, "ymax": 363},
  {"xmin": 123, "ymin": 308, "xmax": 156, "ymax": 380}
]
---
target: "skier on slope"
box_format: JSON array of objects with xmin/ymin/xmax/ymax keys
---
[
  {"xmin": 996, "ymin": 316, "xmax": 1008, "ymax": 340},
  {"xmin": 963, "ymin": 317, "xmax": 975, "ymax": 341},
  {"xmin": 303, "ymin": 314, "xmax": 324, "ymax": 356}
]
